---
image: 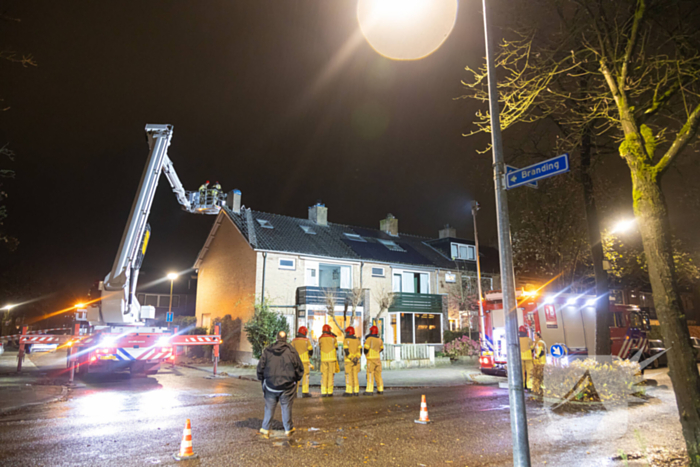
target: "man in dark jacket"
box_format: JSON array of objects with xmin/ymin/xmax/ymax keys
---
[{"xmin": 257, "ymin": 331, "xmax": 304, "ymax": 438}]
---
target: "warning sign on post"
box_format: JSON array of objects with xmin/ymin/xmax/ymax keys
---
[{"xmin": 544, "ymin": 305, "xmax": 558, "ymax": 328}]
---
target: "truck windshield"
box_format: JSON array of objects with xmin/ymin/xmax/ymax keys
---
[{"xmin": 629, "ymin": 312, "xmax": 644, "ymax": 329}]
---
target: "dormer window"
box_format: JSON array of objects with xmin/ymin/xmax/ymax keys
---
[
  {"xmin": 300, "ymin": 225, "xmax": 316, "ymax": 234},
  {"xmin": 343, "ymin": 232, "xmax": 366, "ymax": 242},
  {"xmin": 451, "ymin": 242, "xmax": 476, "ymax": 260},
  {"xmin": 256, "ymin": 219, "xmax": 273, "ymax": 229},
  {"xmin": 377, "ymin": 238, "xmax": 405, "ymax": 252}
]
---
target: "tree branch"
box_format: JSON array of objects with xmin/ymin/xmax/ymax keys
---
[
  {"xmin": 620, "ymin": 0, "xmax": 646, "ymax": 89},
  {"xmin": 656, "ymin": 101, "xmax": 700, "ymax": 174}
]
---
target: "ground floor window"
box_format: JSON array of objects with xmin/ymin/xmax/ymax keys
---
[
  {"xmin": 391, "ymin": 312, "xmax": 442, "ymax": 344},
  {"xmin": 415, "ymin": 314, "xmax": 441, "ymax": 344}
]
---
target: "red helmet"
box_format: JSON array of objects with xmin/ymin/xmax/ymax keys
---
[
  {"xmin": 518, "ymin": 325, "xmax": 527, "ymax": 333},
  {"xmin": 370, "ymin": 325, "xmax": 379, "ymax": 335},
  {"xmin": 345, "ymin": 326, "xmax": 355, "ymax": 336},
  {"xmin": 206, "ymin": 180, "xmax": 210, "ymax": 184},
  {"xmin": 322, "ymin": 324, "xmax": 332, "ymax": 334},
  {"xmin": 297, "ymin": 326, "xmax": 308, "ymax": 336}
]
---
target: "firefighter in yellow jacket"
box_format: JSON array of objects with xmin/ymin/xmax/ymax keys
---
[
  {"xmin": 291, "ymin": 326, "xmax": 313, "ymax": 398},
  {"xmin": 364, "ymin": 325, "xmax": 384, "ymax": 395},
  {"xmin": 519, "ymin": 326, "xmax": 534, "ymax": 390},
  {"xmin": 531, "ymin": 332, "xmax": 547, "ymax": 394},
  {"xmin": 319, "ymin": 324, "xmax": 338, "ymax": 397},
  {"xmin": 343, "ymin": 326, "xmax": 362, "ymax": 396}
]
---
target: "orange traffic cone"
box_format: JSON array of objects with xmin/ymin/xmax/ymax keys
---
[
  {"xmin": 173, "ymin": 419, "xmax": 198, "ymax": 460},
  {"xmin": 414, "ymin": 394, "xmax": 431, "ymax": 424}
]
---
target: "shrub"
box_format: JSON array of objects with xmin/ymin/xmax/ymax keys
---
[
  {"xmin": 444, "ymin": 327, "xmax": 479, "ymax": 344},
  {"xmin": 542, "ymin": 358, "xmax": 643, "ymax": 402},
  {"xmin": 243, "ymin": 300, "xmax": 289, "ymax": 359},
  {"xmin": 443, "ymin": 335, "xmax": 480, "ymax": 358}
]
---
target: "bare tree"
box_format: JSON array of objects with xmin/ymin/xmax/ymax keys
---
[
  {"xmin": 447, "ymin": 274, "xmax": 479, "ymax": 336},
  {"xmin": 367, "ymin": 286, "xmax": 395, "ymax": 336},
  {"xmin": 323, "ymin": 288, "xmax": 346, "ymax": 338}
]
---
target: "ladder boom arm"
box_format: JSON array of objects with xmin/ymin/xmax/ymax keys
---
[
  {"xmin": 163, "ymin": 156, "xmax": 194, "ymax": 213},
  {"xmin": 103, "ymin": 124, "xmax": 173, "ymax": 292}
]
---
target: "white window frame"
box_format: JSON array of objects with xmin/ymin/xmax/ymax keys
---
[
  {"xmin": 278, "ymin": 257, "xmax": 297, "ymax": 270},
  {"xmin": 392, "ymin": 269, "xmax": 432, "ymax": 294},
  {"xmin": 450, "ymin": 242, "xmax": 476, "ymax": 260},
  {"xmin": 371, "ymin": 267, "xmax": 385, "ymax": 277}
]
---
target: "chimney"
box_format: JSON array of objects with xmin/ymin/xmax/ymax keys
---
[
  {"xmin": 439, "ymin": 224, "xmax": 456, "ymax": 239},
  {"xmin": 380, "ymin": 214, "xmax": 398, "ymax": 236},
  {"xmin": 227, "ymin": 189, "xmax": 242, "ymax": 214},
  {"xmin": 308, "ymin": 202, "xmax": 328, "ymax": 226}
]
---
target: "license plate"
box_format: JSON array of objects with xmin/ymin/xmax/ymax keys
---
[{"xmin": 99, "ymin": 355, "xmax": 117, "ymax": 360}]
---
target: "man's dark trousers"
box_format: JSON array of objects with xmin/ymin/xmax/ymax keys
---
[{"xmin": 262, "ymin": 382, "xmax": 297, "ymax": 432}]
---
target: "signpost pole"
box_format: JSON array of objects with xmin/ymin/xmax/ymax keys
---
[
  {"xmin": 482, "ymin": 1, "xmax": 531, "ymax": 465},
  {"xmin": 69, "ymin": 323, "xmax": 79, "ymax": 384}
]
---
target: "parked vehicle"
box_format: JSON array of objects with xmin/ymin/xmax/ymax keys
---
[
  {"xmin": 0, "ymin": 341, "xmax": 4, "ymax": 356},
  {"xmin": 479, "ymin": 290, "xmax": 649, "ymax": 376},
  {"xmin": 646, "ymin": 339, "xmax": 668, "ymax": 368}
]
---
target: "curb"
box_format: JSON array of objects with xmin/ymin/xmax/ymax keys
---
[
  {"xmin": 177, "ymin": 363, "xmax": 475, "ymax": 389},
  {"xmin": 0, "ymin": 385, "xmax": 69, "ymax": 416}
]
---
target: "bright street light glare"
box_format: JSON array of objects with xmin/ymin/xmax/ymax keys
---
[
  {"xmin": 357, "ymin": 0, "xmax": 458, "ymax": 61},
  {"xmin": 167, "ymin": 272, "xmax": 179, "ymax": 281},
  {"xmin": 2, "ymin": 304, "xmax": 14, "ymax": 311},
  {"xmin": 75, "ymin": 303, "xmax": 85, "ymax": 309},
  {"xmin": 611, "ymin": 218, "xmax": 636, "ymax": 234}
]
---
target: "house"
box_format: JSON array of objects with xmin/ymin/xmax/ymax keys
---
[{"xmin": 193, "ymin": 191, "xmax": 500, "ymax": 363}]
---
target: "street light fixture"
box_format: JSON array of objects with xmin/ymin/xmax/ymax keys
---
[
  {"xmin": 611, "ymin": 218, "xmax": 636, "ymax": 234},
  {"xmin": 166, "ymin": 273, "xmax": 178, "ymax": 328},
  {"xmin": 2, "ymin": 305, "xmax": 14, "ymax": 311},
  {"xmin": 357, "ymin": 2, "xmax": 530, "ymax": 465}
]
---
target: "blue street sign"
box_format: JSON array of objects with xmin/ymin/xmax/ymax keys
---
[
  {"xmin": 506, "ymin": 165, "xmax": 538, "ymax": 189},
  {"xmin": 506, "ymin": 153, "xmax": 570, "ymax": 190},
  {"xmin": 166, "ymin": 312, "xmax": 174, "ymax": 323},
  {"xmin": 550, "ymin": 343, "xmax": 568, "ymax": 359}
]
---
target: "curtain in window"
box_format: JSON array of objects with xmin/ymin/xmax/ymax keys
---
[{"xmin": 414, "ymin": 314, "xmax": 441, "ymax": 344}]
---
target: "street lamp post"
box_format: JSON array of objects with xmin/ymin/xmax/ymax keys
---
[
  {"xmin": 167, "ymin": 273, "xmax": 178, "ymax": 328},
  {"xmin": 481, "ymin": 1, "xmax": 531, "ymax": 465},
  {"xmin": 471, "ymin": 201, "xmax": 485, "ymax": 337},
  {"xmin": 357, "ymin": 1, "xmax": 531, "ymax": 464}
]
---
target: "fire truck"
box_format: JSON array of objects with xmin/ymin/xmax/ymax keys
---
[
  {"xmin": 64, "ymin": 124, "xmax": 225, "ymax": 375},
  {"xmin": 478, "ymin": 290, "xmax": 650, "ymax": 376}
]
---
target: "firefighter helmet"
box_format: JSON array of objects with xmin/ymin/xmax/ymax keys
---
[
  {"xmin": 297, "ymin": 326, "xmax": 308, "ymax": 336},
  {"xmin": 370, "ymin": 325, "xmax": 379, "ymax": 335},
  {"xmin": 345, "ymin": 326, "xmax": 355, "ymax": 336},
  {"xmin": 322, "ymin": 324, "xmax": 332, "ymax": 334}
]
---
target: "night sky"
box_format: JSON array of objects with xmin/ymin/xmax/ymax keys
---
[{"xmin": 1, "ymin": 1, "xmax": 698, "ymax": 301}]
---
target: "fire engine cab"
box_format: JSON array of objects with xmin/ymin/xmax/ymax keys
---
[{"xmin": 479, "ymin": 290, "xmax": 649, "ymax": 376}]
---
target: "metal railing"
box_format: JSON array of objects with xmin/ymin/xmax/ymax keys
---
[{"xmin": 296, "ymin": 286, "xmax": 365, "ymax": 307}]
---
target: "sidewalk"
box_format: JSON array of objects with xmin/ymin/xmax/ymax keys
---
[
  {"xmin": 0, "ymin": 351, "xmax": 68, "ymax": 414},
  {"xmin": 180, "ymin": 360, "xmax": 505, "ymax": 388}
]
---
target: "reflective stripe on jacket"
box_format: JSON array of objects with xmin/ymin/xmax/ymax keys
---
[
  {"xmin": 319, "ymin": 335, "xmax": 338, "ymax": 362},
  {"xmin": 344, "ymin": 336, "xmax": 362, "ymax": 361},
  {"xmin": 292, "ymin": 337, "xmax": 312, "ymax": 363},
  {"xmin": 364, "ymin": 336, "xmax": 383, "ymax": 360}
]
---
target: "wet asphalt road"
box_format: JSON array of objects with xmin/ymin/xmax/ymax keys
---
[{"xmin": 0, "ymin": 355, "xmax": 687, "ymax": 467}]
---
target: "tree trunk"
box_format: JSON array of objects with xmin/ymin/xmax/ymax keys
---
[
  {"xmin": 632, "ymin": 165, "xmax": 700, "ymax": 464},
  {"xmin": 579, "ymin": 129, "xmax": 611, "ymax": 356}
]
